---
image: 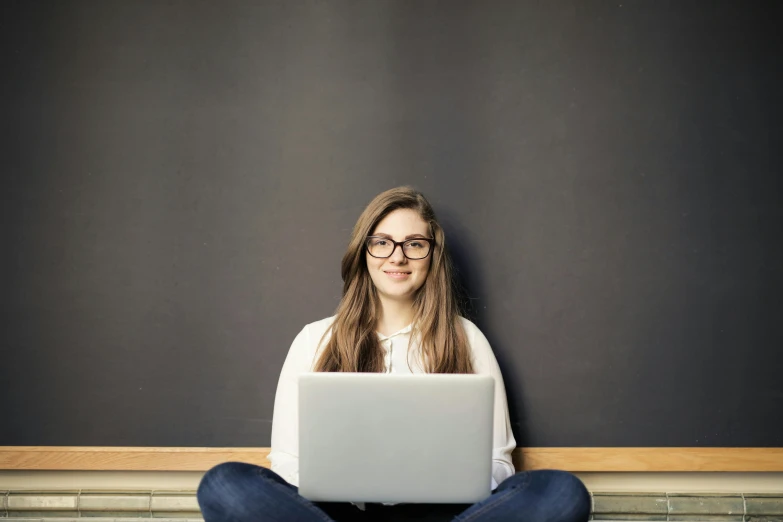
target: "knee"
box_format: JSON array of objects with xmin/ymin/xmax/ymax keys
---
[
  {"xmin": 197, "ymin": 462, "xmax": 274, "ymax": 512},
  {"xmin": 500, "ymin": 469, "xmax": 590, "ymax": 520},
  {"xmin": 198, "ymin": 462, "xmax": 246, "ymax": 502},
  {"xmin": 539, "ymin": 470, "xmax": 591, "ymax": 517}
]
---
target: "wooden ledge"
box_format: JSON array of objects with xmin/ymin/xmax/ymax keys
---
[{"xmin": 1, "ymin": 447, "xmax": 781, "ymax": 472}]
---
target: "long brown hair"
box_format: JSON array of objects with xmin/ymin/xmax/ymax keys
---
[{"xmin": 314, "ymin": 187, "xmax": 474, "ymax": 374}]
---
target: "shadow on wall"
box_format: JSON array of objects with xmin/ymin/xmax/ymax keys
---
[{"xmin": 441, "ymin": 211, "xmax": 529, "ymax": 451}]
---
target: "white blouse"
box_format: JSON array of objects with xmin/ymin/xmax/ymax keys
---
[{"xmin": 268, "ymin": 316, "xmax": 517, "ymax": 490}]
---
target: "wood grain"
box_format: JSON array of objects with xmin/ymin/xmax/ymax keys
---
[
  {"xmin": 515, "ymin": 447, "xmax": 783, "ymax": 472},
  {"xmin": 1, "ymin": 447, "xmax": 782, "ymax": 471},
  {"xmin": 0, "ymin": 447, "xmax": 271, "ymax": 471}
]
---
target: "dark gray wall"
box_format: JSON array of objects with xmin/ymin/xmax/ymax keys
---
[{"xmin": 2, "ymin": 0, "xmax": 781, "ymax": 447}]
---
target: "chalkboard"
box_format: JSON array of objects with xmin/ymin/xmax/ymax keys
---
[{"xmin": 2, "ymin": 0, "xmax": 781, "ymax": 448}]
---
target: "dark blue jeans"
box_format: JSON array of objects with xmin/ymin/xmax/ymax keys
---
[{"xmin": 197, "ymin": 462, "xmax": 590, "ymax": 522}]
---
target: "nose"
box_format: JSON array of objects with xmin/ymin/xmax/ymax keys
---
[{"xmin": 388, "ymin": 243, "xmax": 407, "ymax": 263}]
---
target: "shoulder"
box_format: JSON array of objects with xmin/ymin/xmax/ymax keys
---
[
  {"xmin": 301, "ymin": 316, "xmax": 336, "ymax": 337},
  {"xmin": 457, "ymin": 316, "xmax": 485, "ymax": 343},
  {"xmin": 457, "ymin": 316, "xmax": 496, "ymax": 370},
  {"xmin": 284, "ymin": 316, "xmax": 336, "ymax": 370},
  {"xmin": 291, "ymin": 316, "xmax": 335, "ymax": 348},
  {"xmin": 298, "ymin": 315, "xmax": 336, "ymax": 345}
]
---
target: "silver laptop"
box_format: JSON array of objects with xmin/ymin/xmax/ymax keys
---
[{"xmin": 298, "ymin": 373, "xmax": 494, "ymax": 504}]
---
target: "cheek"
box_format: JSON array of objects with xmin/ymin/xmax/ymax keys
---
[
  {"xmin": 365, "ymin": 253, "xmax": 381, "ymax": 271},
  {"xmin": 414, "ymin": 261, "xmax": 430, "ymax": 282},
  {"xmin": 365, "ymin": 255, "xmax": 383, "ymax": 286}
]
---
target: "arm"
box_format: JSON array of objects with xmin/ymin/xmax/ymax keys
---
[
  {"xmin": 268, "ymin": 325, "xmax": 313, "ymax": 486},
  {"xmin": 464, "ymin": 319, "xmax": 517, "ymax": 490}
]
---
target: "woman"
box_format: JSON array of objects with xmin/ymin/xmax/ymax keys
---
[{"xmin": 197, "ymin": 187, "xmax": 590, "ymax": 522}]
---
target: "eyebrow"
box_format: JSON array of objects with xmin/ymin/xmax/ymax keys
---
[{"xmin": 372, "ymin": 233, "xmax": 429, "ymax": 240}]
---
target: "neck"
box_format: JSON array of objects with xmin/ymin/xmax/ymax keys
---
[{"xmin": 376, "ymin": 295, "xmax": 415, "ymax": 336}]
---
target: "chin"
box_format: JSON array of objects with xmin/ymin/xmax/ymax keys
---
[{"xmin": 380, "ymin": 288, "xmax": 417, "ymax": 301}]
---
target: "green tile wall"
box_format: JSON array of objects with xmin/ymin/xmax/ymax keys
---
[{"xmin": 1, "ymin": 489, "xmax": 782, "ymax": 521}]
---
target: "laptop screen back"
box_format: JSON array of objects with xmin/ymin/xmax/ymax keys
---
[{"xmin": 298, "ymin": 373, "xmax": 494, "ymax": 504}]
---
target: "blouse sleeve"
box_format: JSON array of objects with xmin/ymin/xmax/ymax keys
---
[
  {"xmin": 268, "ymin": 324, "xmax": 312, "ymax": 486},
  {"xmin": 465, "ymin": 320, "xmax": 517, "ymax": 490}
]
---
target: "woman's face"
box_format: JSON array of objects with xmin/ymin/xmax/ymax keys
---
[{"xmin": 366, "ymin": 208, "xmax": 432, "ymax": 305}]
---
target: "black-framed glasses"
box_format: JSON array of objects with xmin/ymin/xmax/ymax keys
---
[{"xmin": 366, "ymin": 236, "xmax": 435, "ymax": 260}]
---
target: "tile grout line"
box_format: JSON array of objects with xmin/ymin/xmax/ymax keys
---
[
  {"xmin": 4, "ymin": 490, "xmax": 8, "ymax": 518},
  {"xmin": 76, "ymin": 489, "xmax": 81, "ymax": 518},
  {"xmin": 665, "ymin": 491, "xmax": 670, "ymax": 521},
  {"xmin": 741, "ymin": 492, "xmax": 747, "ymax": 521},
  {"xmin": 589, "ymin": 490, "xmax": 594, "ymax": 517}
]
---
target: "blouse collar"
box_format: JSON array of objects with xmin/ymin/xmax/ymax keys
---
[{"xmin": 377, "ymin": 323, "xmax": 413, "ymax": 341}]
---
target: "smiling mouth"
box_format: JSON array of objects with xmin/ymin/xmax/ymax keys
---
[{"xmin": 384, "ymin": 270, "xmax": 412, "ymax": 278}]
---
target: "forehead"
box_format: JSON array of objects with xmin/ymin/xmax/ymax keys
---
[{"xmin": 372, "ymin": 208, "xmax": 429, "ymax": 236}]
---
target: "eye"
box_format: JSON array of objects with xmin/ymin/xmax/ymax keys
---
[
  {"xmin": 407, "ymin": 240, "xmax": 424, "ymax": 248},
  {"xmin": 371, "ymin": 238, "xmax": 389, "ymax": 247}
]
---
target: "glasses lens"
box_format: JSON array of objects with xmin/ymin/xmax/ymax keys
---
[
  {"xmin": 403, "ymin": 239, "xmax": 430, "ymax": 259},
  {"xmin": 367, "ymin": 237, "xmax": 393, "ymax": 257},
  {"xmin": 366, "ymin": 237, "xmax": 432, "ymax": 259}
]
